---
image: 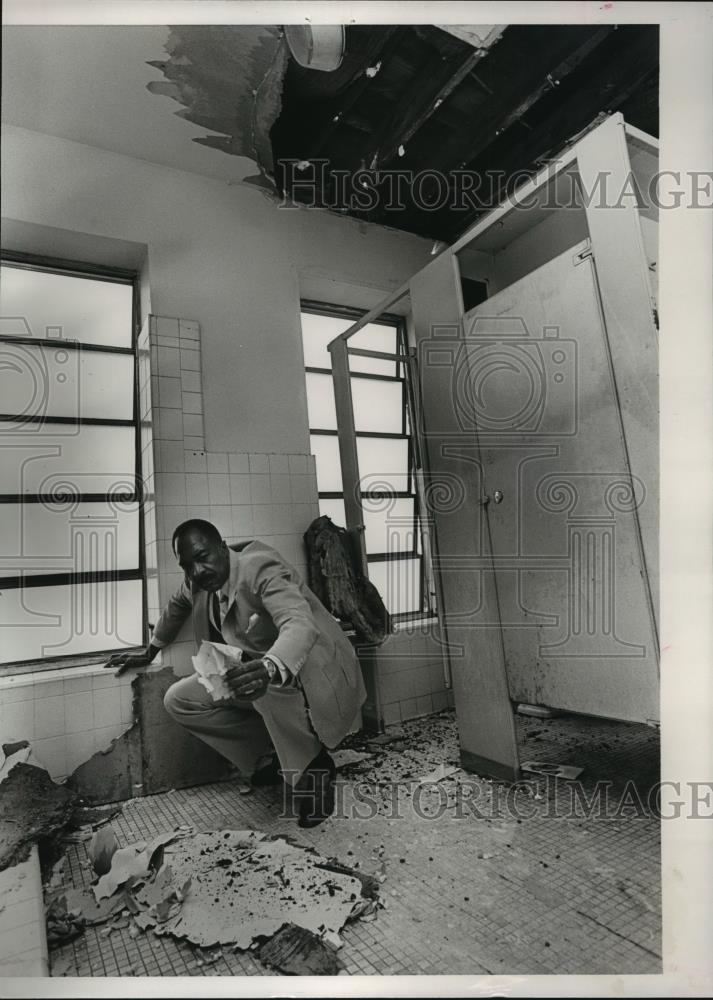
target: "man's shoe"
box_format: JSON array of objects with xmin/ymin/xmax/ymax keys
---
[
  {"xmin": 296, "ymin": 747, "xmax": 336, "ymax": 829},
  {"xmin": 250, "ymin": 752, "xmax": 282, "ymax": 787}
]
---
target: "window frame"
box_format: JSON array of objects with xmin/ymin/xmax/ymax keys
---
[
  {"xmin": 301, "ymin": 298, "xmax": 430, "ymax": 623},
  {"xmin": 0, "ymin": 251, "xmax": 146, "ymax": 673}
]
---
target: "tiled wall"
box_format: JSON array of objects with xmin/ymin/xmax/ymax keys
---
[
  {"xmin": 359, "ymin": 626, "xmax": 454, "ymax": 728},
  {"xmin": 2, "ymin": 312, "xmax": 452, "ymax": 791},
  {"xmin": 138, "ymin": 314, "xmax": 321, "ymax": 678},
  {"xmin": 0, "ymin": 666, "xmax": 133, "ymax": 783}
]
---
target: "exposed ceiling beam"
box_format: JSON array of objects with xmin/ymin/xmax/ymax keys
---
[
  {"xmin": 433, "ymin": 25, "xmax": 617, "ymax": 174},
  {"xmin": 309, "ymin": 25, "xmax": 403, "ymax": 157},
  {"xmin": 357, "ymin": 28, "xmax": 505, "ymax": 172}
]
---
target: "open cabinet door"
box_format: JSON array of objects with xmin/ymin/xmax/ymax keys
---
[
  {"xmin": 464, "ymin": 240, "xmax": 659, "ymax": 723},
  {"xmin": 410, "ymin": 251, "xmax": 521, "ymax": 781}
]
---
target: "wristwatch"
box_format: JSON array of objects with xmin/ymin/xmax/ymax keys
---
[{"xmin": 261, "ymin": 656, "xmax": 278, "ymax": 684}]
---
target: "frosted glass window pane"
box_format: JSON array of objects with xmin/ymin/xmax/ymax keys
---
[
  {"xmin": 305, "ymin": 372, "xmax": 337, "ymax": 430},
  {"xmin": 362, "ymin": 498, "xmax": 415, "ymax": 555},
  {"xmin": 0, "ymin": 343, "xmax": 134, "ymax": 421},
  {"xmin": 356, "ymin": 437, "xmax": 409, "ymax": 494},
  {"xmin": 300, "ymin": 312, "xmax": 352, "ymax": 369},
  {"xmin": 0, "ymin": 579, "xmax": 143, "ymax": 664},
  {"xmin": 1, "ymin": 424, "xmax": 135, "ymax": 494},
  {"xmin": 349, "ymin": 323, "xmax": 397, "ymax": 376},
  {"xmin": 300, "ymin": 312, "xmax": 397, "ymax": 376},
  {"xmin": 368, "ymin": 558, "xmax": 421, "ymax": 615},
  {"xmin": 0, "ymin": 502, "xmax": 140, "ymax": 576},
  {"xmin": 310, "ymin": 435, "xmax": 343, "ymax": 493},
  {"xmin": 318, "ymin": 497, "xmax": 346, "ymax": 528},
  {"xmin": 0, "ymin": 265, "xmax": 133, "ymax": 348},
  {"xmin": 352, "ymin": 378, "xmax": 402, "ymax": 433}
]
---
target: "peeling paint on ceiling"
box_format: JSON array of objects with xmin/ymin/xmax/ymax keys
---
[{"xmin": 146, "ymin": 25, "xmax": 289, "ymax": 186}]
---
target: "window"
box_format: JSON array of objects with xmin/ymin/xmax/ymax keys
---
[
  {"xmin": 300, "ymin": 302, "xmax": 434, "ymax": 621},
  {"xmin": 0, "ymin": 256, "xmax": 144, "ymax": 668}
]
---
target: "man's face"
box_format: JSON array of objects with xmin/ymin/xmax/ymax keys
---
[{"xmin": 176, "ymin": 530, "xmax": 230, "ymax": 593}]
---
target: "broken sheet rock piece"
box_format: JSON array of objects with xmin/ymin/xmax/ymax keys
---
[
  {"xmin": 93, "ymin": 830, "xmax": 182, "ymax": 901},
  {"xmin": 192, "ymin": 640, "xmax": 243, "ymax": 701},
  {"xmin": 521, "ymin": 760, "xmax": 583, "ymax": 781},
  {"xmin": 331, "ymin": 750, "xmax": 373, "ymax": 769},
  {"xmin": 258, "ymin": 923, "xmax": 341, "ymax": 976},
  {"xmin": 141, "ymin": 830, "xmax": 370, "ymax": 951},
  {"xmin": 418, "ymin": 763, "xmax": 460, "ymax": 785}
]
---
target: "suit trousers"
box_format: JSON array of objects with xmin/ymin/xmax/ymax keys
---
[{"xmin": 163, "ymin": 674, "xmax": 322, "ymax": 786}]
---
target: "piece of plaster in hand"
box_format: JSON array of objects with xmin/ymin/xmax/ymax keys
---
[{"xmin": 192, "ymin": 640, "xmax": 244, "ymax": 701}]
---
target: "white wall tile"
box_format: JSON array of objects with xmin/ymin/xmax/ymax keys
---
[
  {"xmin": 231, "ymin": 506, "xmax": 253, "ymax": 536},
  {"xmin": 3, "ymin": 700, "xmax": 35, "ymax": 740},
  {"xmin": 184, "ymin": 436, "xmax": 204, "ymax": 451},
  {"xmin": 250, "ymin": 474, "xmax": 271, "ymax": 505},
  {"xmin": 182, "ymin": 392, "xmax": 203, "ymax": 414},
  {"xmin": 206, "ymin": 453, "xmax": 229, "ymax": 473},
  {"xmin": 185, "ymin": 474, "xmax": 210, "ymax": 505},
  {"xmin": 228, "ymin": 453, "xmax": 250, "ymax": 473},
  {"xmin": 156, "ymin": 473, "xmax": 187, "ymax": 504},
  {"xmin": 0, "ymin": 682, "xmax": 35, "ymax": 703},
  {"xmin": 93, "ymin": 689, "xmax": 122, "ymax": 730},
  {"xmin": 155, "ymin": 408, "xmax": 183, "ymax": 440},
  {"xmin": 270, "ymin": 474, "xmax": 291, "ymax": 502},
  {"xmin": 184, "ymin": 450, "xmax": 207, "ymax": 474},
  {"xmin": 63, "ymin": 674, "xmax": 94, "ymax": 695},
  {"xmin": 181, "ymin": 369, "xmax": 201, "ymax": 393},
  {"xmin": 33, "ymin": 735, "xmax": 67, "ymax": 780},
  {"xmin": 156, "ymin": 317, "xmax": 180, "ymax": 339},
  {"xmin": 289, "ymin": 454, "xmax": 308, "ymax": 474},
  {"xmin": 158, "ymin": 377, "xmax": 182, "ymax": 409},
  {"xmin": 208, "ymin": 474, "xmax": 230, "ymax": 504},
  {"xmin": 249, "ymin": 453, "xmax": 270, "ymax": 474},
  {"xmin": 34, "ymin": 695, "xmax": 65, "ymax": 740},
  {"xmin": 269, "ymin": 454, "xmax": 289, "ymax": 474},
  {"xmin": 209, "ymin": 506, "xmax": 232, "ymax": 537},
  {"xmin": 157, "ymin": 346, "xmax": 180, "ymax": 376},
  {"xmin": 157, "ymin": 441, "xmax": 185, "ymax": 473},
  {"xmin": 180, "ymin": 348, "xmax": 201, "ymax": 372},
  {"xmin": 290, "ymin": 475, "xmax": 314, "ymax": 503},
  {"xmin": 183, "ymin": 413, "xmax": 203, "ymax": 438},
  {"xmin": 64, "ymin": 690, "xmax": 94, "ymax": 734},
  {"xmin": 179, "ymin": 319, "xmax": 200, "ymax": 341},
  {"xmin": 229, "ymin": 474, "xmax": 251, "ymax": 505}
]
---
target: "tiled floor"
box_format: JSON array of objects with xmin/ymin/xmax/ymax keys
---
[{"xmin": 49, "ymin": 710, "xmax": 661, "ymax": 977}]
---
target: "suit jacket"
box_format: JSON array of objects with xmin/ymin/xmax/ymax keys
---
[{"xmin": 152, "ymin": 540, "xmax": 366, "ymax": 748}]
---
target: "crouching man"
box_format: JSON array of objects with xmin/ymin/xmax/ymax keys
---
[{"xmin": 106, "ymin": 519, "xmax": 366, "ymax": 827}]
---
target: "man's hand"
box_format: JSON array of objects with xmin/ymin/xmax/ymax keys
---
[
  {"xmin": 225, "ymin": 659, "xmax": 270, "ymax": 701},
  {"xmin": 105, "ymin": 646, "xmax": 157, "ymax": 677}
]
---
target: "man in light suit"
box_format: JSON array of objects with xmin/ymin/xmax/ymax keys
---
[{"xmin": 107, "ymin": 518, "xmax": 366, "ymax": 827}]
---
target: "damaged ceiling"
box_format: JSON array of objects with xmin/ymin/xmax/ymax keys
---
[{"xmin": 2, "ymin": 23, "xmax": 658, "ymax": 241}]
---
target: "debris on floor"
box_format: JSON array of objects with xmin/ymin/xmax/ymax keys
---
[
  {"xmin": 0, "ymin": 762, "xmax": 79, "ymax": 871},
  {"xmin": 258, "ymin": 922, "xmax": 340, "ymax": 975},
  {"xmin": 521, "ymin": 761, "xmax": 584, "ymax": 781},
  {"xmin": 45, "ymin": 824, "xmax": 381, "ymax": 974},
  {"xmin": 331, "ymin": 749, "xmax": 373, "ymax": 769}
]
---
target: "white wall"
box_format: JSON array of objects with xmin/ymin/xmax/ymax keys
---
[
  {"xmin": 1, "ymin": 125, "xmax": 432, "ymax": 455},
  {"xmin": 1, "ymin": 125, "xmax": 436, "ymax": 777}
]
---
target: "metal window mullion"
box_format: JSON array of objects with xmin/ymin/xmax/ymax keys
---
[{"xmin": 329, "ymin": 337, "xmax": 367, "ymax": 575}]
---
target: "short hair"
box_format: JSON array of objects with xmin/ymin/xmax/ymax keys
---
[{"xmin": 171, "ymin": 518, "xmax": 222, "ymax": 555}]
